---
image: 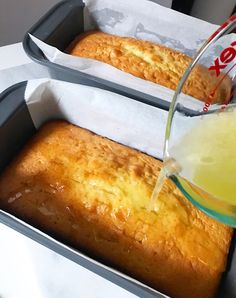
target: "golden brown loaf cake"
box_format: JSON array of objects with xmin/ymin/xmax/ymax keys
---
[
  {"xmin": 0, "ymin": 121, "xmax": 232, "ymax": 298},
  {"xmin": 67, "ymin": 31, "xmax": 232, "ymax": 103}
]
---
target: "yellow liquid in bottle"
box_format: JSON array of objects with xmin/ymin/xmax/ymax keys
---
[{"xmin": 169, "ymin": 110, "xmax": 236, "ymax": 206}]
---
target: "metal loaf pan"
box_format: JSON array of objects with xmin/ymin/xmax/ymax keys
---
[
  {"xmin": 0, "ymin": 81, "xmax": 236, "ymax": 298},
  {"xmin": 22, "ymin": 0, "xmax": 170, "ymax": 111}
]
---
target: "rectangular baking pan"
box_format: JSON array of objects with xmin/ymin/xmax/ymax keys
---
[
  {"xmin": 22, "ymin": 0, "xmax": 170, "ymax": 111},
  {"xmin": 0, "ymin": 81, "xmax": 236, "ymax": 298}
]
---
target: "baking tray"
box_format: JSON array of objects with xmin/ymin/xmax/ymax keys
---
[
  {"xmin": 22, "ymin": 0, "xmax": 170, "ymax": 111},
  {"xmin": 0, "ymin": 81, "xmax": 236, "ymax": 298}
]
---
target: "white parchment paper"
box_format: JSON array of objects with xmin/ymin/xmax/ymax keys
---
[
  {"xmin": 25, "ymin": 79, "xmax": 169, "ymax": 159},
  {"xmin": 29, "ymin": 0, "xmax": 219, "ymax": 103}
]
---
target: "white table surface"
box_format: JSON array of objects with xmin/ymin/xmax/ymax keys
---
[{"xmin": 0, "ymin": 43, "xmax": 137, "ymax": 298}]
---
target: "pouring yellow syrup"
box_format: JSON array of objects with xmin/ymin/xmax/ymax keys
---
[
  {"xmin": 149, "ymin": 159, "xmax": 180, "ymax": 211},
  {"xmin": 150, "ymin": 109, "xmax": 236, "ymax": 214}
]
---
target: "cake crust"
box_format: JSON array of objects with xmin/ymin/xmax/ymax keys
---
[{"xmin": 67, "ymin": 31, "xmax": 232, "ymax": 103}]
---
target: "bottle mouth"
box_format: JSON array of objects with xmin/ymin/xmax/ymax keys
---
[{"xmin": 163, "ymin": 158, "xmax": 182, "ymax": 177}]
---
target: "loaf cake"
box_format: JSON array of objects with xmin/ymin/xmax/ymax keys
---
[
  {"xmin": 0, "ymin": 121, "xmax": 232, "ymax": 298},
  {"xmin": 67, "ymin": 31, "xmax": 232, "ymax": 103}
]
